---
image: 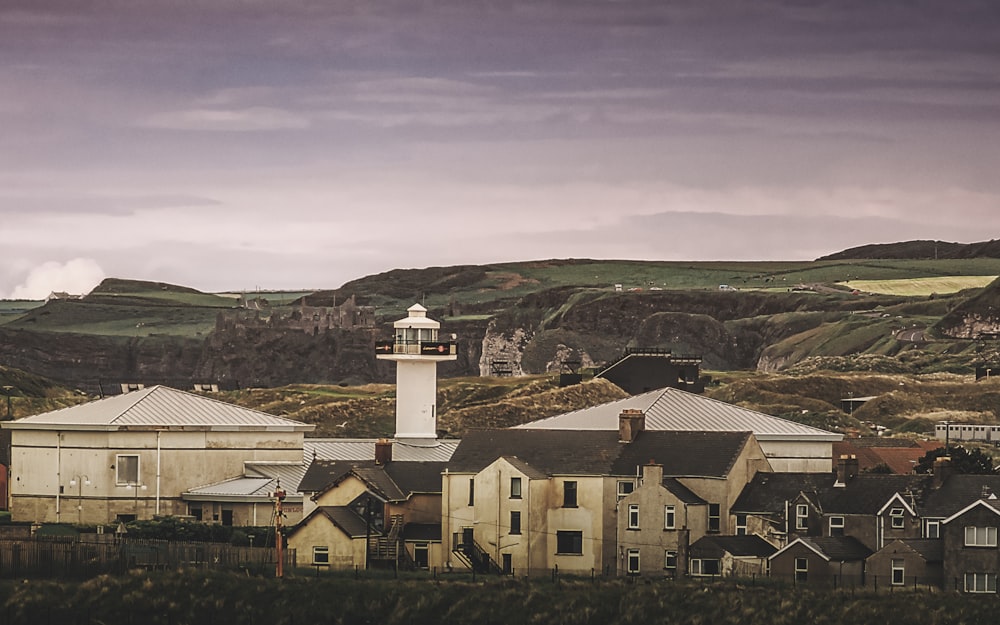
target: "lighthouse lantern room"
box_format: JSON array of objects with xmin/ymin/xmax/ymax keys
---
[{"xmin": 375, "ymin": 304, "xmax": 457, "ymax": 440}]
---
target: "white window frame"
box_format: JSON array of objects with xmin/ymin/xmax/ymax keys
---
[
  {"xmin": 965, "ymin": 526, "xmax": 998, "ymax": 547},
  {"xmin": 626, "ymin": 549, "xmax": 640, "ymax": 574},
  {"xmin": 627, "ymin": 504, "xmax": 640, "ymax": 530},
  {"xmin": 795, "ymin": 504, "xmax": 809, "ymax": 531},
  {"xmin": 891, "ymin": 558, "xmax": 904, "ymax": 586},
  {"xmin": 312, "ymin": 546, "xmax": 330, "ymax": 565},
  {"xmin": 735, "ymin": 513, "xmax": 747, "ymax": 536},
  {"xmin": 829, "ymin": 516, "xmax": 845, "ymax": 536},
  {"xmin": 664, "ymin": 505, "xmax": 676, "ymax": 530},
  {"xmin": 924, "ymin": 519, "xmax": 940, "ymax": 539},
  {"xmin": 690, "ymin": 558, "xmax": 720, "ymax": 576},
  {"xmin": 115, "ymin": 454, "xmax": 140, "ymax": 486},
  {"xmin": 617, "ymin": 480, "xmax": 634, "ymax": 500},
  {"xmin": 664, "ymin": 550, "xmax": 677, "ymax": 571},
  {"xmin": 965, "ymin": 572, "xmax": 998, "ymax": 593},
  {"xmin": 889, "ymin": 507, "xmax": 905, "ymax": 529},
  {"xmin": 794, "ymin": 557, "xmax": 808, "ymax": 582}
]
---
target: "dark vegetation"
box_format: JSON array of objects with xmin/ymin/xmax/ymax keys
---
[{"xmin": 0, "ymin": 569, "xmax": 996, "ymax": 625}]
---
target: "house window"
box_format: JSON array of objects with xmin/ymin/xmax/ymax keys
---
[
  {"xmin": 617, "ymin": 480, "xmax": 634, "ymax": 500},
  {"xmin": 735, "ymin": 514, "xmax": 747, "ymax": 536},
  {"xmin": 510, "ymin": 477, "xmax": 522, "ymax": 499},
  {"xmin": 556, "ymin": 530, "xmax": 583, "ymax": 555},
  {"xmin": 794, "ymin": 557, "xmax": 808, "ymax": 583},
  {"xmin": 116, "ymin": 454, "xmax": 139, "ymax": 485},
  {"xmin": 889, "ymin": 507, "xmax": 905, "ymax": 529},
  {"xmin": 626, "ymin": 549, "xmax": 640, "ymax": 574},
  {"xmin": 891, "ymin": 559, "xmax": 904, "ymax": 585},
  {"xmin": 312, "ymin": 546, "xmax": 329, "ymax": 565},
  {"xmin": 965, "ymin": 572, "xmax": 998, "ymax": 593},
  {"xmin": 664, "ymin": 505, "xmax": 676, "ymax": 530},
  {"xmin": 708, "ymin": 503, "xmax": 721, "ymax": 533},
  {"xmin": 413, "ymin": 543, "xmax": 429, "ymax": 569},
  {"xmin": 965, "ymin": 526, "xmax": 998, "ymax": 547},
  {"xmin": 795, "ymin": 504, "xmax": 809, "ymax": 531},
  {"xmin": 690, "ymin": 559, "xmax": 720, "ymax": 576},
  {"xmin": 664, "ymin": 550, "xmax": 677, "ymax": 572},
  {"xmin": 924, "ymin": 520, "xmax": 940, "ymax": 539},
  {"xmin": 628, "ymin": 504, "xmax": 640, "ymax": 530},
  {"xmin": 510, "ymin": 511, "xmax": 521, "ymax": 535},
  {"xmin": 829, "ymin": 516, "xmax": 845, "ymax": 537},
  {"xmin": 189, "ymin": 506, "xmax": 203, "ymax": 522},
  {"xmin": 563, "ymin": 481, "xmax": 578, "ymax": 508},
  {"xmin": 468, "ymin": 478, "xmax": 475, "ymax": 506}
]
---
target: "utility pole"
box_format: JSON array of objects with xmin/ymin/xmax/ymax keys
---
[{"xmin": 274, "ymin": 484, "xmax": 286, "ymax": 578}]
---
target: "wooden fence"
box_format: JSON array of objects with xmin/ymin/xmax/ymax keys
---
[{"xmin": 0, "ymin": 537, "xmax": 295, "ymax": 579}]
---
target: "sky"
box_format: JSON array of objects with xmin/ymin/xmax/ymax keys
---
[{"xmin": 2, "ymin": 0, "xmax": 1000, "ymax": 298}]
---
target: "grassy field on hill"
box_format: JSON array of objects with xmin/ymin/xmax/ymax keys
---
[{"xmin": 841, "ymin": 276, "xmax": 998, "ymax": 296}]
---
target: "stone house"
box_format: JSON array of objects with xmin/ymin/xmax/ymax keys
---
[
  {"xmin": 287, "ymin": 442, "xmax": 446, "ymax": 571},
  {"xmin": 941, "ymin": 498, "xmax": 1000, "ymax": 593},
  {"xmin": 769, "ymin": 536, "xmax": 871, "ymax": 586},
  {"xmin": 444, "ymin": 409, "xmax": 771, "ymax": 577},
  {"xmin": 866, "ymin": 538, "xmax": 943, "ymax": 589}
]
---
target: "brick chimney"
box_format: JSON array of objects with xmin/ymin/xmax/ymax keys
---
[
  {"xmin": 834, "ymin": 454, "xmax": 859, "ymax": 487},
  {"xmin": 933, "ymin": 456, "xmax": 952, "ymax": 488},
  {"xmin": 619, "ymin": 408, "xmax": 645, "ymax": 443},
  {"xmin": 375, "ymin": 438, "xmax": 393, "ymax": 465}
]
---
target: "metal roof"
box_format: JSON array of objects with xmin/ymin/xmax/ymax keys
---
[
  {"xmin": 304, "ymin": 438, "xmax": 458, "ymax": 462},
  {"xmin": 515, "ymin": 386, "xmax": 841, "ymax": 442},
  {"xmin": 2, "ymin": 385, "xmax": 314, "ymax": 432}
]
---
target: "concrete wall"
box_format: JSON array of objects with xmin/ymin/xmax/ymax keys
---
[
  {"xmin": 760, "ymin": 440, "xmax": 834, "ymax": 473},
  {"xmin": 8, "ymin": 428, "xmax": 303, "ymax": 524}
]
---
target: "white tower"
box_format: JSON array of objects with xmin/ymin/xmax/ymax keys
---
[{"xmin": 375, "ymin": 304, "xmax": 456, "ymax": 440}]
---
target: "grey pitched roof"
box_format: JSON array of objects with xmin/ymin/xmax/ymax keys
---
[
  {"xmin": 3, "ymin": 385, "xmax": 313, "ymax": 432},
  {"xmin": 515, "ymin": 386, "xmax": 840, "ymax": 442},
  {"xmin": 732, "ymin": 472, "xmax": 933, "ymax": 516},
  {"xmin": 797, "ymin": 536, "xmax": 872, "ymax": 561},
  {"xmin": 663, "ymin": 477, "xmax": 707, "ymax": 505},
  {"xmin": 447, "ymin": 429, "xmax": 751, "ymax": 478},
  {"xmin": 876, "ymin": 539, "xmax": 943, "ymax": 563},
  {"xmin": 921, "ymin": 474, "xmax": 1000, "ymax": 517},
  {"xmin": 316, "ymin": 506, "xmax": 369, "ymax": 538},
  {"xmin": 732, "ymin": 472, "xmax": 837, "ymax": 514},
  {"xmin": 690, "ymin": 535, "xmax": 777, "ymax": 559},
  {"xmin": 298, "ymin": 460, "xmax": 446, "ymax": 500}
]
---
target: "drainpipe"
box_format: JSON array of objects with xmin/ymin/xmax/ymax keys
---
[
  {"xmin": 56, "ymin": 432, "xmax": 62, "ymax": 523},
  {"xmin": 155, "ymin": 430, "xmax": 162, "ymax": 515}
]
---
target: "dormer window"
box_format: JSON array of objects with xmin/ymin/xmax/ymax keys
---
[
  {"xmin": 795, "ymin": 504, "xmax": 809, "ymax": 531},
  {"xmin": 889, "ymin": 507, "xmax": 905, "ymax": 529}
]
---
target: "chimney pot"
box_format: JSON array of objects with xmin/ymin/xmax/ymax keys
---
[
  {"xmin": 619, "ymin": 408, "xmax": 645, "ymax": 443},
  {"xmin": 375, "ymin": 438, "xmax": 393, "ymax": 465}
]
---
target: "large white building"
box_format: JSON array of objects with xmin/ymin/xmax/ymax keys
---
[
  {"xmin": 516, "ymin": 386, "xmax": 841, "ymax": 472},
  {"xmin": 2, "ymin": 385, "xmax": 313, "ymax": 524}
]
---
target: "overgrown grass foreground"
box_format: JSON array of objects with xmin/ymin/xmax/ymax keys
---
[{"xmin": 1, "ymin": 569, "xmax": 998, "ymax": 625}]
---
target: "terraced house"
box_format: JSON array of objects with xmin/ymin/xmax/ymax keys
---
[{"xmin": 442, "ymin": 409, "xmax": 771, "ymax": 576}]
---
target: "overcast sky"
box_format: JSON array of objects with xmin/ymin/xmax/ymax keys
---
[{"xmin": 2, "ymin": 0, "xmax": 999, "ymax": 298}]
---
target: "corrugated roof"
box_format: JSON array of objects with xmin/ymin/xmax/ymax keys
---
[
  {"xmin": 3, "ymin": 385, "xmax": 313, "ymax": 432},
  {"xmin": 514, "ymin": 386, "xmax": 840, "ymax": 441},
  {"xmin": 304, "ymin": 438, "xmax": 458, "ymax": 462}
]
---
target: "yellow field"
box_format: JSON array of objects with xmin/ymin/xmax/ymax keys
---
[{"xmin": 840, "ymin": 275, "xmax": 998, "ymax": 296}]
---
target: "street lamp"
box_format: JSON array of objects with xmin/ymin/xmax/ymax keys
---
[
  {"xmin": 125, "ymin": 481, "xmax": 147, "ymax": 520},
  {"xmin": 69, "ymin": 475, "xmax": 91, "ymax": 524},
  {"xmin": 1, "ymin": 386, "xmax": 13, "ymax": 420}
]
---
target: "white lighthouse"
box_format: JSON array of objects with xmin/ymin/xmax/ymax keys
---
[{"xmin": 375, "ymin": 304, "xmax": 457, "ymax": 440}]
